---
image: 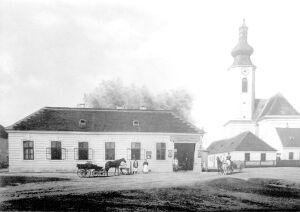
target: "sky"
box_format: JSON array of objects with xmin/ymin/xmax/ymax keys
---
[{"xmin": 1, "ymin": 0, "xmax": 300, "ymax": 147}]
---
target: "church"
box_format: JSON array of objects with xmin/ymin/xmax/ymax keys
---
[{"xmin": 207, "ymin": 20, "xmax": 300, "ymax": 167}]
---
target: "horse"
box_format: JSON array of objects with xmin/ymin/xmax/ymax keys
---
[
  {"xmin": 216, "ymin": 156, "xmax": 232, "ymax": 175},
  {"xmin": 222, "ymin": 160, "xmax": 230, "ymax": 175},
  {"xmin": 216, "ymin": 156, "xmax": 224, "ymax": 175},
  {"xmin": 105, "ymin": 158, "xmax": 126, "ymax": 176}
]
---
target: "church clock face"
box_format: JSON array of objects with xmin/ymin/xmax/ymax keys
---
[{"xmin": 241, "ymin": 69, "xmax": 249, "ymax": 75}]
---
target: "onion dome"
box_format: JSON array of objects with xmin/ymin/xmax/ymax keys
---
[{"xmin": 231, "ymin": 20, "xmax": 254, "ymax": 67}]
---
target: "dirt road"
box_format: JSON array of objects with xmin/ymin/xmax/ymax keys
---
[{"xmin": 0, "ymin": 167, "xmax": 299, "ymax": 211}]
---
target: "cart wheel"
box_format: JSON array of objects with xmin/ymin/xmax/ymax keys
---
[
  {"xmin": 77, "ymin": 169, "xmax": 85, "ymax": 178},
  {"xmin": 91, "ymin": 170, "xmax": 97, "ymax": 177},
  {"xmin": 85, "ymin": 169, "xmax": 91, "ymax": 178}
]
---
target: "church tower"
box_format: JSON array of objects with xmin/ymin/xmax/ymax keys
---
[{"xmin": 229, "ymin": 20, "xmax": 256, "ymax": 121}]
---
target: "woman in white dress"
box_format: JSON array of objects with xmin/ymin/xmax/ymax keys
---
[{"xmin": 143, "ymin": 159, "xmax": 149, "ymax": 173}]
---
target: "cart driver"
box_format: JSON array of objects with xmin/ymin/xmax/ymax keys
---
[{"xmin": 226, "ymin": 153, "xmax": 232, "ymax": 166}]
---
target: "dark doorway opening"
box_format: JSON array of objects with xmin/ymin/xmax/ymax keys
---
[{"xmin": 174, "ymin": 143, "xmax": 195, "ymax": 171}]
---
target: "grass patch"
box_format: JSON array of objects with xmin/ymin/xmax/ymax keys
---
[
  {"xmin": 207, "ymin": 178, "xmax": 300, "ymax": 198},
  {"xmin": 0, "ymin": 176, "xmax": 69, "ymax": 187}
]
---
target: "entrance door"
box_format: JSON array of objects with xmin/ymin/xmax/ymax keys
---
[{"xmin": 174, "ymin": 143, "xmax": 195, "ymax": 170}]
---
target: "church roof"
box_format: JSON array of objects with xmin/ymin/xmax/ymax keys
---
[
  {"xmin": 276, "ymin": 128, "xmax": 300, "ymax": 147},
  {"xmin": 253, "ymin": 93, "xmax": 299, "ymax": 120},
  {"xmin": 7, "ymin": 107, "xmax": 203, "ymax": 134},
  {"xmin": 207, "ymin": 131, "xmax": 276, "ymax": 154}
]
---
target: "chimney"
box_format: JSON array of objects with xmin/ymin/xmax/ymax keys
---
[
  {"xmin": 116, "ymin": 105, "xmax": 127, "ymax": 110},
  {"xmin": 77, "ymin": 103, "xmax": 85, "ymax": 108}
]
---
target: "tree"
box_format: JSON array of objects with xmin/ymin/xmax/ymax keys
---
[{"xmin": 83, "ymin": 79, "xmax": 193, "ymax": 121}]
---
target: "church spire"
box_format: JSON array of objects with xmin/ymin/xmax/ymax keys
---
[{"xmin": 231, "ymin": 19, "xmax": 254, "ymax": 67}]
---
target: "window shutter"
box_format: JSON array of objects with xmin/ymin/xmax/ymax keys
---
[
  {"xmin": 142, "ymin": 149, "xmax": 145, "ymax": 160},
  {"xmin": 46, "ymin": 148, "xmax": 51, "ymax": 160},
  {"xmin": 62, "ymin": 148, "xmax": 66, "ymax": 160},
  {"xmin": 88, "ymin": 148, "xmax": 93, "ymax": 160},
  {"xmin": 74, "ymin": 148, "xmax": 78, "ymax": 160},
  {"xmin": 127, "ymin": 148, "xmax": 131, "ymax": 160}
]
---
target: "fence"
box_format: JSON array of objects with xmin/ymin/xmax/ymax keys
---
[
  {"xmin": 276, "ymin": 160, "xmax": 300, "ymax": 167},
  {"xmin": 244, "ymin": 160, "xmax": 276, "ymax": 168}
]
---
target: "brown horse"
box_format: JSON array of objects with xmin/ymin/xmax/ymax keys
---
[
  {"xmin": 105, "ymin": 158, "xmax": 126, "ymax": 176},
  {"xmin": 216, "ymin": 156, "xmax": 224, "ymax": 175}
]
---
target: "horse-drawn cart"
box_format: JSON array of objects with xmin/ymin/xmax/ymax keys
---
[
  {"xmin": 76, "ymin": 158, "xmax": 128, "ymax": 178},
  {"xmin": 77, "ymin": 163, "xmax": 105, "ymax": 178},
  {"xmin": 217, "ymin": 158, "xmax": 244, "ymax": 175}
]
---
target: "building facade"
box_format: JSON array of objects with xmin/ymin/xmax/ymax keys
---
[
  {"xmin": 7, "ymin": 107, "xmax": 204, "ymax": 173},
  {"xmin": 207, "ymin": 131, "xmax": 277, "ymax": 169}
]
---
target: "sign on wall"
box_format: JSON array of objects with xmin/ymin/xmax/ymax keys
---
[
  {"xmin": 168, "ymin": 150, "xmax": 173, "ymax": 158},
  {"xmin": 146, "ymin": 151, "xmax": 152, "ymax": 159},
  {"xmin": 198, "ymin": 150, "xmax": 202, "ymax": 158}
]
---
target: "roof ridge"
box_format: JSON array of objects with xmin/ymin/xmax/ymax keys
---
[
  {"xmin": 267, "ymin": 94, "xmax": 281, "ymax": 115},
  {"xmin": 236, "ymin": 131, "xmax": 253, "ymax": 146},
  {"xmin": 43, "ymin": 106, "xmax": 172, "ymax": 113},
  {"xmin": 256, "ymin": 95, "xmax": 275, "ymax": 120}
]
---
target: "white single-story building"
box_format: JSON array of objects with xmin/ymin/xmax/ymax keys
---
[
  {"xmin": 275, "ymin": 128, "xmax": 300, "ymax": 160},
  {"xmin": 207, "ymin": 131, "xmax": 277, "ymax": 169},
  {"xmin": 6, "ymin": 107, "xmax": 204, "ymax": 173}
]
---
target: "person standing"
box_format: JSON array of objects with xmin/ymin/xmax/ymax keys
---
[
  {"xmin": 173, "ymin": 157, "xmax": 179, "ymax": 171},
  {"xmin": 226, "ymin": 153, "xmax": 232, "ymax": 166},
  {"xmin": 133, "ymin": 160, "xmax": 139, "ymax": 174},
  {"xmin": 143, "ymin": 159, "xmax": 149, "ymax": 173}
]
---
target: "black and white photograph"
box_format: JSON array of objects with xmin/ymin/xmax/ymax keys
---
[{"xmin": 0, "ymin": 0, "xmax": 299, "ymax": 211}]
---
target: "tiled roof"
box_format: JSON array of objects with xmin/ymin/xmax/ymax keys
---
[
  {"xmin": 253, "ymin": 93, "xmax": 299, "ymax": 120},
  {"xmin": 276, "ymin": 128, "xmax": 300, "ymax": 147},
  {"xmin": 207, "ymin": 131, "xmax": 276, "ymax": 154},
  {"xmin": 7, "ymin": 107, "xmax": 203, "ymax": 134}
]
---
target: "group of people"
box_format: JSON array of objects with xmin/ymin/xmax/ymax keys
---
[
  {"xmin": 119, "ymin": 159, "xmax": 149, "ymax": 174},
  {"xmin": 218, "ymin": 153, "xmax": 232, "ymax": 166}
]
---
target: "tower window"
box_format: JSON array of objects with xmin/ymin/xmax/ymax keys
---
[{"xmin": 242, "ymin": 78, "xmax": 248, "ymax": 93}]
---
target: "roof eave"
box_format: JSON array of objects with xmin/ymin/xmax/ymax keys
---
[{"xmin": 258, "ymin": 115, "xmax": 300, "ymax": 121}]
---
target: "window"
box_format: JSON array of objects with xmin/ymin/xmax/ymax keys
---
[
  {"xmin": 51, "ymin": 141, "xmax": 62, "ymax": 160},
  {"xmin": 289, "ymin": 152, "xmax": 294, "ymax": 160},
  {"xmin": 131, "ymin": 142, "xmax": 141, "ymax": 160},
  {"xmin": 242, "ymin": 78, "xmax": 248, "ymax": 93},
  {"xmin": 261, "ymin": 153, "xmax": 266, "ymax": 162},
  {"xmin": 133, "ymin": 120, "xmax": 139, "ymax": 127},
  {"xmin": 156, "ymin": 143, "xmax": 166, "ymax": 160},
  {"xmin": 79, "ymin": 119, "xmax": 87, "ymax": 128},
  {"xmin": 105, "ymin": 142, "xmax": 115, "ymax": 160},
  {"xmin": 245, "ymin": 153, "xmax": 250, "ymax": 161},
  {"xmin": 78, "ymin": 142, "xmax": 89, "ymax": 160},
  {"xmin": 23, "ymin": 141, "xmax": 34, "ymax": 160}
]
